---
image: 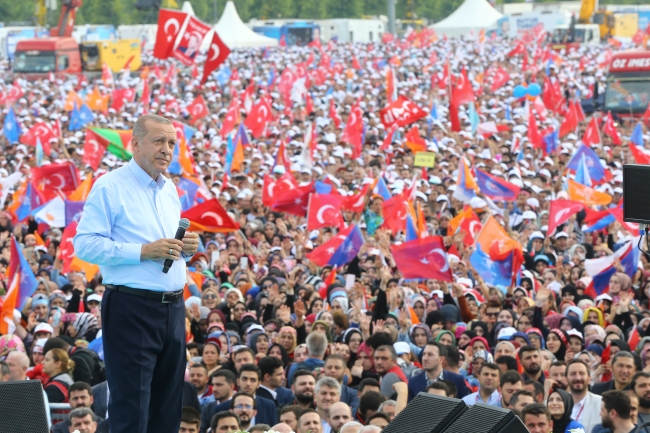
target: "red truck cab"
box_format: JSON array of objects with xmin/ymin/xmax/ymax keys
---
[
  {"xmin": 604, "ymin": 50, "xmax": 650, "ymax": 116},
  {"xmin": 13, "ymin": 37, "xmax": 81, "ymax": 78}
]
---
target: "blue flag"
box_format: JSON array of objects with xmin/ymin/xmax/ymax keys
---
[
  {"xmin": 4, "ymin": 107, "xmax": 21, "ymax": 144},
  {"xmin": 543, "ymin": 129, "xmax": 559, "ymax": 155},
  {"xmin": 631, "ymin": 122, "xmax": 644, "ymax": 147},
  {"xmin": 575, "ymin": 154, "xmax": 593, "ymax": 187},
  {"xmin": 69, "ymin": 103, "xmax": 94, "ymax": 131},
  {"xmin": 329, "ymin": 226, "xmax": 365, "ymax": 267}
]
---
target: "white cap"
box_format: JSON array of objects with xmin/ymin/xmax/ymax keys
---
[
  {"xmin": 87, "ymin": 294, "xmax": 102, "ymax": 303},
  {"xmin": 530, "ymin": 231, "xmax": 545, "ymax": 241},
  {"xmin": 555, "ymin": 231, "xmax": 568, "ymax": 239},
  {"xmin": 567, "ymin": 329, "xmax": 583, "ymax": 340},
  {"xmin": 497, "ymin": 326, "xmax": 517, "ymax": 340},
  {"xmin": 394, "ymin": 341, "xmax": 410, "ymax": 356},
  {"xmin": 522, "ymin": 210, "xmax": 537, "ymax": 220},
  {"xmin": 596, "ymin": 293, "xmax": 613, "ymax": 302},
  {"xmin": 34, "ymin": 323, "xmax": 54, "ymax": 335}
]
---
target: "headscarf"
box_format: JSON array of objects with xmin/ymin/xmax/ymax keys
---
[
  {"xmin": 247, "ymin": 331, "xmax": 269, "ymax": 354},
  {"xmin": 469, "ymin": 350, "xmax": 494, "ymax": 375},
  {"xmin": 425, "ymin": 311, "xmax": 445, "ymax": 329},
  {"xmin": 0, "ymin": 335, "xmax": 25, "ymax": 357},
  {"xmin": 527, "ymin": 328, "xmax": 546, "ymax": 349},
  {"xmin": 279, "ymin": 326, "xmax": 298, "ymax": 356},
  {"xmin": 434, "ymin": 330, "xmax": 457, "ymax": 346},
  {"xmin": 470, "ymin": 321, "xmax": 489, "ymax": 339},
  {"xmin": 583, "ymin": 308, "xmax": 605, "ymax": 327},
  {"xmin": 312, "ymin": 320, "xmax": 333, "ymax": 343},
  {"xmin": 548, "ymin": 388, "xmax": 575, "ymax": 433},
  {"xmin": 409, "ymin": 324, "xmax": 431, "ymax": 347},
  {"xmin": 459, "ymin": 330, "xmax": 477, "ymax": 349},
  {"xmin": 612, "ymin": 272, "xmax": 632, "ymax": 292},
  {"xmin": 207, "ymin": 309, "xmax": 227, "ymax": 327},
  {"xmin": 469, "ymin": 336, "xmax": 490, "ymax": 351},
  {"xmin": 267, "ymin": 343, "xmax": 290, "ymax": 365},
  {"xmin": 225, "ymin": 331, "xmax": 242, "ymax": 347},
  {"xmin": 545, "ymin": 313, "xmax": 563, "ymax": 330},
  {"xmin": 71, "ymin": 313, "xmax": 98, "ymax": 341},
  {"xmin": 441, "ymin": 304, "xmax": 461, "ymax": 323},
  {"xmin": 511, "ymin": 331, "xmax": 531, "ymax": 345},
  {"xmin": 408, "ymin": 294, "xmax": 427, "ymax": 321},
  {"xmin": 48, "ymin": 290, "xmax": 67, "ymax": 307},
  {"xmin": 548, "ymin": 328, "xmax": 569, "ymax": 361}
]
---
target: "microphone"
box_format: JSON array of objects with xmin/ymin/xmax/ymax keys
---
[{"xmin": 163, "ymin": 218, "xmax": 191, "ymax": 274}]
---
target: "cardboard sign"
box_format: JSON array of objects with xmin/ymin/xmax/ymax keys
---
[{"xmin": 414, "ymin": 152, "xmax": 436, "ymax": 168}]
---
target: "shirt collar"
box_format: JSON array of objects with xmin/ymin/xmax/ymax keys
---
[{"xmin": 128, "ymin": 158, "xmax": 166, "ymax": 189}]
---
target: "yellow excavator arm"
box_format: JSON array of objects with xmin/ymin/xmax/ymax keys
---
[
  {"xmin": 34, "ymin": 0, "xmax": 48, "ymax": 26},
  {"xmin": 579, "ymin": 0, "xmax": 596, "ymax": 23}
]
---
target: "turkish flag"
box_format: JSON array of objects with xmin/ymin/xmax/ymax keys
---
[
  {"xmin": 343, "ymin": 103, "xmax": 364, "ymax": 158},
  {"xmin": 548, "ymin": 200, "xmax": 584, "ymax": 235},
  {"xmin": 459, "ymin": 213, "xmax": 482, "ymax": 246},
  {"xmin": 490, "ymin": 67, "xmax": 510, "ymax": 93},
  {"xmin": 82, "ymin": 129, "xmax": 108, "ymax": 170},
  {"xmin": 272, "ymin": 183, "xmax": 314, "ymax": 217},
  {"xmin": 60, "ymin": 221, "xmax": 78, "ymax": 273},
  {"xmin": 31, "ymin": 162, "xmax": 79, "ymax": 193},
  {"xmin": 507, "ymin": 40, "xmax": 525, "ymax": 56},
  {"xmin": 528, "ymin": 106, "xmax": 543, "ymax": 150},
  {"xmin": 307, "ymin": 194, "xmax": 344, "ymax": 230},
  {"xmin": 21, "ymin": 122, "xmax": 56, "ymax": 151},
  {"xmin": 153, "ymin": 9, "xmax": 187, "ymax": 60},
  {"xmin": 220, "ymin": 96, "xmax": 240, "ymax": 138},
  {"xmin": 379, "ymin": 95, "xmax": 428, "ymax": 129},
  {"xmin": 629, "ymin": 142, "xmax": 650, "ymax": 164},
  {"xmin": 3, "ymin": 82, "xmax": 24, "ymax": 104},
  {"xmin": 201, "ymin": 31, "xmax": 231, "ymax": 84},
  {"xmin": 181, "ymin": 198, "xmax": 239, "ymax": 232},
  {"xmin": 110, "ymin": 88, "xmax": 135, "ymax": 111},
  {"xmin": 559, "ymin": 101, "xmax": 578, "ymax": 137},
  {"xmin": 245, "ymin": 98, "xmax": 273, "ymax": 138},
  {"xmin": 583, "ymin": 116, "xmax": 601, "ymax": 147},
  {"xmin": 187, "ymin": 94, "xmax": 209, "ymax": 120},
  {"xmin": 382, "ymin": 193, "xmax": 410, "ymax": 234},
  {"xmin": 449, "ymin": 102, "xmax": 461, "ymax": 132},
  {"xmin": 263, "ymin": 173, "xmax": 298, "ymax": 207},
  {"xmin": 391, "ymin": 236, "xmax": 453, "ymax": 281},
  {"xmin": 166, "ymin": 97, "xmax": 181, "ymax": 114},
  {"xmin": 278, "ymin": 67, "xmax": 297, "ymax": 101},
  {"xmin": 450, "ymin": 68, "xmax": 475, "ymax": 106},
  {"xmin": 173, "ymin": 15, "xmax": 211, "ymax": 65},
  {"xmin": 573, "ymin": 99, "xmax": 586, "ymax": 122},
  {"xmin": 343, "ymin": 185, "xmax": 369, "ymax": 213},
  {"xmin": 329, "ymin": 98, "xmax": 341, "ymax": 129},
  {"xmin": 603, "ymin": 112, "xmax": 622, "ymax": 145}
]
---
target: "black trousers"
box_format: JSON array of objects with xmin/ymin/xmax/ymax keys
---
[{"xmin": 101, "ymin": 288, "xmax": 186, "ymax": 433}]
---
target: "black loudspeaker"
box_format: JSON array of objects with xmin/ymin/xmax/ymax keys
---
[
  {"xmin": 383, "ymin": 393, "xmax": 468, "ymax": 433},
  {"xmin": 443, "ymin": 403, "xmax": 529, "ymax": 433},
  {"xmin": 0, "ymin": 380, "xmax": 49, "ymax": 433},
  {"xmin": 135, "ymin": 0, "xmax": 161, "ymax": 10},
  {"xmin": 623, "ymin": 164, "xmax": 650, "ymax": 224}
]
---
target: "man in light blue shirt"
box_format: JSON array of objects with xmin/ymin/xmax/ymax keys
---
[
  {"xmin": 74, "ymin": 114, "xmax": 199, "ymax": 433},
  {"xmin": 461, "ymin": 363, "xmax": 503, "ymax": 407}
]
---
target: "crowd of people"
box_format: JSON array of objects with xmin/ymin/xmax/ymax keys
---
[{"xmin": 0, "ymin": 27, "xmax": 648, "ymax": 433}]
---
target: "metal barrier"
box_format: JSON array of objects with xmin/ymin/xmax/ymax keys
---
[{"xmin": 49, "ymin": 403, "xmax": 72, "ymax": 426}]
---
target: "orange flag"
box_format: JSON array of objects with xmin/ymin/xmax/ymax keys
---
[
  {"xmin": 404, "ymin": 126, "xmax": 427, "ymax": 153},
  {"xmin": 475, "ymin": 215, "xmax": 510, "ymax": 253},
  {"xmin": 33, "ymin": 232, "xmax": 45, "ymax": 246},
  {"xmin": 86, "ymin": 86, "xmax": 109, "ymax": 113},
  {"xmin": 70, "ymin": 256, "xmax": 100, "ymax": 281},
  {"xmin": 0, "ymin": 274, "xmax": 19, "ymax": 335},
  {"xmin": 567, "ymin": 179, "xmax": 612, "ymax": 206},
  {"xmin": 64, "ymin": 91, "xmax": 84, "ymax": 112},
  {"xmin": 68, "ymin": 175, "xmax": 93, "ymax": 201}
]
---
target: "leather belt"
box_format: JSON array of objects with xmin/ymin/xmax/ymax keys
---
[{"xmin": 106, "ymin": 284, "xmax": 183, "ymax": 304}]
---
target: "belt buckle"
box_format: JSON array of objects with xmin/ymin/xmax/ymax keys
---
[{"xmin": 162, "ymin": 292, "xmax": 175, "ymax": 303}]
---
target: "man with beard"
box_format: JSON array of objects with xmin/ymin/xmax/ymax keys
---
[
  {"xmin": 328, "ymin": 402, "xmax": 352, "ymax": 433},
  {"xmin": 631, "ymin": 372, "xmax": 650, "ymax": 430},
  {"xmin": 600, "ymin": 390, "xmax": 636, "ymax": 433},
  {"xmin": 567, "ymin": 359, "xmax": 603, "ymax": 433},
  {"xmin": 230, "ymin": 392, "xmax": 257, "ymax": 431},
  {"xmin": 461, "ymin": 363, "xmax": 501, "ymax": 406},
  {"xmin": 547, "ymin": 361, "xmax": 567, "ymax": 390},
  {"xmin": 407, "ymin": 342, "xmax": 470, "ymax": 400},
  {"xmin": 593, "ymin": 351, "xmax": 636, "ymax": 395},
  {"xmin": 292, "ymin": 369, "xmax": 316, "ymax": 410},
  {"xmin": 520, "ymin": 346, "xmax": 545, "ymax": 384}
]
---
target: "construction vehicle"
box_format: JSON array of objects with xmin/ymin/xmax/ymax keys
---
[
  {"xmin": 12, "ymin": 0, "xmax": 141, "ymax": 77},
  {"xmin": 578, "ymin": 0, "xmax": 615, "ymax": 39}
]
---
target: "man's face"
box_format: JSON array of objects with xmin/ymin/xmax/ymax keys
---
[
  {"xmin": 484, "ymin": 308, "xmax": 500, "ymax": 325},
  {"xmin": 373, "ymin": 349, "xmax": 394, "ymax": 374},
  {"xmin": 69, "ymin": 414, "xmax": 97, "ymax": 433},
  {"xmin": 314, "ymin": 385, "xmax": 340, "ymax": 411},
  {"xmin": 69, "ymin": 390, "xmax": 93, "ymax": 409},
  {"xmin": 521, "ymin": 350, "xmax": 541, "ymax": 375},
  {"xmin": 478, "ymin": 367, "xmax": 499, "ymax": 394},
  {"xmin": 212, "ymin": 377, "xmax": 234, "ymax": 401},
  {"xmin": 293, "ymin": 374, "xmax": 316, "ymax": 401},
  {"xmin": 630, "ymin": 396, "xmax": 639, "ymax": 424},
  {"xmin": 601, "ymin": 403, "xmax": 614, "ymax": 430},
  {"xmin": 300, "ymin": 412, "xmax": 323, "ymax": 433},
  {"xmin": 422, "ymin": 345, "xmax": 442, "ymax": 372},
  {"xmin": 234, "ymin": 353, "xmax": 255, "ymax": 372},
  {"xmin": 216, "ymin": 416, "xmax": 240, "ymax": 433},
  {"xmin": 5, "ymin": 354, "xmax": 26, "ymax": 381},
  {"xmin": 238, "ymin": 371, "xmax": 260, "ymax": 394},
  {"xmin": 179, "ymin": 421, "xmax": 199, "ymax": 433},
  {"xmin": 634, "ymin": 376, "xmax": 650, "ymax": 408},
  {"xmin": 133, "ymin": 120, "xmax": 176, "ymax": 176},
  {"xmin": 232, "ymin": 396, "xmax": 256, "ymax": 426},
  {"xmin": 325, "ymin": 359, "xmax": 345, "ymax": 383},
  {"xmin": 189, "ymin": 367, "xmax": 208, "ymax": 391},
  {"xmin": 281, "ymin": 411, "xmax": 298, "ymax": 431},
  {"xmin": 548, "ymin": 366, "xmax": 567, "ymax": 390},
  {"xmin": 329, "ymin": 404, "xmax": 352, "ymax": 432},
  {"xmin": 567, "ymin": 363, "xmax": 589, "ymax": 394},
  {"xmin": 613, "ymin": 357, "xmax": 636, "ymax": 385},
  {"xmin": 524, "ymin": 414, "xmax": 552, "ymax": 433},
  {"xmin": 268, "ymin": 366, "xmax": 285, "ymax": 388},
  {"xmin": 500, "ymin": 381, "xmax": 522, "ymax": 407},
  {"xmin": 513, "ymin": 395, "xmax": 535, "ymax": 412}
]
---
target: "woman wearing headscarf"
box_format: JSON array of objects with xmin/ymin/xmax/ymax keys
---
[
  {"xmin": 312, "ymin": 320, "xmax": 334, "ymax": 343},
  {"xmin": 464, "ymin": 350, "xmax": 494, "ymax": 390},
  {"xmin": 527, "ymin": 328, "xmax": 546, "ymax": 350},
  {"xmin": 247, "ymin": 332, "xmax": 270, "ymax": 356},
  {"xmin": 547, "ymin": 388, "xmax": 585, "ymax": 433},
  {"xmin": 278, "ymin": 326, "xmax": 298, "ymax": 360},
  {"xmin": 408, "ymin": 324, "xmax": 431, "ymax": 357},
  {"xmin": 67, "ymin": 312, "xmax": 99, "ymax": 342},
  {"xmin": 434, "ymin": 330, "xmax": 457, "ymax": 346},
  {"xmin": 583, "ymin": 307, "xmax": 605, "ymax": 328},
  {"xmin": 349, "ymin": 342, "xmax": 379, "ymax": 387},
  {"xmin": 547, "ymin": 329, "xmax": 570, "ymax": 361},
  {"xmin": 342, "ymin": 329, "xmax": 363, "ymax": 368},
  {"xmin": 457, "ymin": 330, "xmax": 476, "ymax": 350}
]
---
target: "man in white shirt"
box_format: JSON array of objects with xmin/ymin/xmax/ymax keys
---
[
  {"xmin": 567, "ymin": 359, "xmax": 602, "ymax": 433},
  {"xmin": 461, "ymin": 363, "xmax": 502, "ymax": 407}
]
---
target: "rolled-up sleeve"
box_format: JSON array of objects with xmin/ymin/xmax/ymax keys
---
[{"xmin": 74, "ymin": 181, "xmax": 142, "ymax": 266}]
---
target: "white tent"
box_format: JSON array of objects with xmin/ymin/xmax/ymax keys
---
[
  {"xmin": 431, "ymin": 0, "xmax": 503, "ymax": 38},
  {"xmin": 214, "ymin": 1, "xmax": 278, "ymax": 48}
]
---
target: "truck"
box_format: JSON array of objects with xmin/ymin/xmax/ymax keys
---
[
  {"xmin": 11, "ymin": 0, "xmax": 141, "ymax": 77},
  {"xmin": 603, "ymin": 50, "xmax": 650, "ymax": 117},
  {"xmin": 318, "ymin": 19, "xmax": 385, "ymax": 43},
  {"xmin": 549, "ymin": 23, "xmax": 600, "ymax": 50},
  {"xmin": 250, "ymin": 20, "xmax": 320, "ymax": 46}
]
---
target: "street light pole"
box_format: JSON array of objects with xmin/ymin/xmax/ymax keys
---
[{"xmin": 388, "ymin": 0, "xmax": 396, "ymax": 35}]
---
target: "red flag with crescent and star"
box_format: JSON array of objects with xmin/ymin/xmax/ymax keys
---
[
  {"xmin": 153, "ymin": 9, "xmax": 188, "ymax": 60},
  {"xmin": 547, "ymin": 200, "xmax": 584, "ymax": 236},
  {"xmin": 82, "ymin": 129, "xmax": 108, "ymax": 170},
  {"xmin": 173, "ymin": 15, "xmax": 211, "ymax": 66},
  {"xmin": 307, "ymin": 194, "xmax": 344, "ymax": 231},
  {"xmin": 31, "ymin": 162, "xmax": 79, "ymax": 196},
  {"xmin": 187, "ymin": 95, "xmax": 209, "ymax": 121},
  {"xmin": 181, "ymin": 198, "xmax": 240, "ymax": 233},
  {"xmin": 391, "ymin": 236, "xmax": 453, "ymax": 281},
  {"xmin": 201, "ymin": 31, "xmax": 231, "ymax": 84}
]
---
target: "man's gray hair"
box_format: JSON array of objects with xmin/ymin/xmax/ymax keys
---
[
  {"xmin": 378, "ymin": 400, "xmax": 396, "ymax": 412},
  {"xmin": 69, "ymin": 407, "xmax": 95, "ymax": 423},
  {"xmin": 359, "ymin": 426, "xmax": 382, "ymax": 433},
  {"xmin": 133, "ymin": 114, "xmax": 172, "ymax": 141},
  {"xmin": 340, "ymin": 421, "xmax": 364, "ymax": 433},
  {"xmin": 315, "ymin": 376, "xmax": 341, "ymax": 395},
  {"xmin": 612, "ymin": 351, "xmax": 635, "ymax": 366},
  {"xmin": 306, "ymin": 332, "xmax": 328, "ymax": 358}
]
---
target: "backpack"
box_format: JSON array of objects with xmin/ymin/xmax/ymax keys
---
[{"xmin": 72, "ymin": 348, "xmax": 106, "ymax": 386}]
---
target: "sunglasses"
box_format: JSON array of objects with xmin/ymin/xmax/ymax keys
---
[
  {"xmin": 485, "ymin": 312, "xmax": 499, "ymax": 317},
  {"xmin": 203, "ymin": 294, "xmax": 217, "ymax": 299}
]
